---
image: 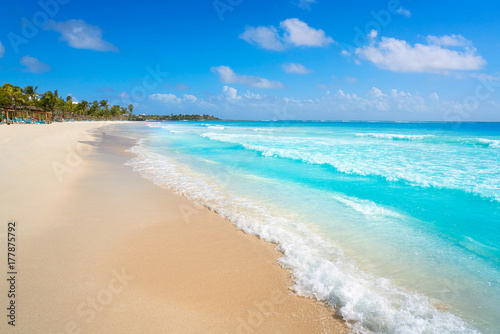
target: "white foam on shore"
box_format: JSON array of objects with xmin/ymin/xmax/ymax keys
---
[
  {"xmin": 475, "ymin": 138, "xmax": 500, "ymax": 148},
  {"xmin": 355, "ymin": 133, "xmax": 434, "ymax": 140},
  {"xmin": 124, "ymin": 139, "xmax": 479, "ymax": 334},
  {"xmin": 200, "ymin": 132, "xmax": 500, "ymax": 203},
  {"xmin": 331, "ymin": 194, "xmax": 403, "ymax": 218},
  {"xmin": 207, "ymin": 125, "xmax": 225, "ymax": 130}
]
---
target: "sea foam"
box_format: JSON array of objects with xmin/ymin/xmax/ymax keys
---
[
  {"xmin": 125, "ymin": 139, "xmax": 479, "ymax": 334},
  {"xmin": 200, "ymin": 132, "xmax": 500, "ymax": 203},
  {"xmin": 355, "ymin": 133, "xmax": 434, "ymax": 140}
]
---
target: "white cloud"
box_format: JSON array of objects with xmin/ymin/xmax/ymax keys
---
[
  {"xmin": 280, "ymin": 18, "xmax": 334, "ymax": 47},
  {"xmin": 240, "ymin": 18, "xmax": 334, "ymax": 50},
  {"xmin": 0, "ymin": 42, "xmax": 5, "ymax": 58},
  {"xmin": 470, "ymin": 73, "xmax": 500, "ymax": 81},
  {"xmin": 118, "ymin": 92, "xmax": 131, "ymax": 100},
  {"xmin": 345, "ymin": 76, "xmax": 358, "ymax": 83},
  {"xmin": 390, "ymin": 89, "xmax": 409, "ymax": 97},
  {"xmin": 183, "ymin": 94, "xmax": 198, "ymax": 102},
  {"xmin": 369, "ymin": 87, "xmax": 387, "ymax": 98},
  {"xmin": 244, "ymin": 90, "xmax": 262, "ymax": 99},
  {"xmin": 142, "ymin": 85, "xmax": 497, "ymax": 121},
  {"xmin": 292, "ymin": 0, "xmax": 316, "ymax": 10},
  {"xmin": 223, "ymin": 86, "xmax": 241, "ymax": 100},
  {"xmin": 239, "ymin": 26, "xmax": 284, "ymax": 51},
  {"xmin": 282, "ymin": 63, "xmax": 312, "ymax": 74},
  {"xmin": 47, "ymin": 19, "xmax": 119, "ymax": 52},
  {"xmin": 355, "ymin": 31, "xmax": 486, "ymax": 73},
  {"xmin": 67, "ymin": 94, "xmax": 79, "ymax": 103},
  {"xmin": 430, "ymin": 92, "xmax": 439, "ymax": 100},
  {"xmin": 211, "ymin": 65, "xmax": 285, "ymax": 89},
  {"xmin": 426, "ymin": 34, "xmax": 472, "ymax": 47},
  {"xmin": 396, "ymin": 7, "xmax": 411, "ymax": 18},
  {"xmin": 19, "ymin": 56, "xmax": 52, "ymax": 73},
  {"xmin": 149, "ymin": 93, "xmax": 182, "ymax": 103},
  {"xmin": 330, "ymin": 87, "xmax": 430, "ymax": 113},
  {"xmin": 283, "ymin": 97, "xmax": 314, "ymax": 104}
]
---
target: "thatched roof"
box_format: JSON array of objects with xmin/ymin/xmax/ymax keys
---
[{"xmin": 1, "ymin": 106, "xmax": 48, "ymax": 112}]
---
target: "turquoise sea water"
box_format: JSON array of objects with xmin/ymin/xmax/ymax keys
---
[{"xmin": 122, "ymin": 121, "xmax": 500, "ymax": 333}]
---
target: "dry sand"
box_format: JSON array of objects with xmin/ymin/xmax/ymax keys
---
[{"xmin": 0, "ymin": 122, "xmax": 347, "ymax": 333}]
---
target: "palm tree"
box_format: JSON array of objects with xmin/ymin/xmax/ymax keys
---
[
  {"xmin": 1, "ymin": 84, "xmax": 26, "ymax": 123},
  {"xmin": 127, "ymin": 104, "xmax": 134, "ymax": 120},
  {"xmin": 89, "ymin": 100, "xmax": 99, "ymax": 120},
  {"xmin": 65, "ymin": 96, "xmax": 75, "ymax": 120},
  {"xmin": 75, "ymin": 100, "xmax": 89, "ymax": 120},
  {"xmin": 23, "ymin": 86, "xmax": 39, "ymax": 106},
  {"xmin": 39, "ymin": 91, "xmax": 57, "ymax": 119},
  {"xmin": 99, "ymin": 99, "xmax": 109, "ymax": 118}
]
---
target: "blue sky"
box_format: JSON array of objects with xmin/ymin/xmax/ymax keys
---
[{"xmin": 1, "ymin": 0, "xmax": 500, "ymax": 120}]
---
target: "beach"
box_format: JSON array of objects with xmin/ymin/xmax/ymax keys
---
[{"xmin": 0, "ymin": 122, "xmax": 347, "ymax": 333}]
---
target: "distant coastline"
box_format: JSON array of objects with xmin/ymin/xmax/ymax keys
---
[{"xmin": 129, "ymin": 114, "xmax": 220, "ymax": 121}]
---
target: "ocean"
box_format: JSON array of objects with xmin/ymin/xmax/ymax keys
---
[{"xmin": 121, "ymin": 121, "xmax": 500, "ymax": 333}]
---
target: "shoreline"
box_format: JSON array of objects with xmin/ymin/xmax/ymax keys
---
[{"xmin": 0, "ymin": 122, "xmax": 347, "ymax": 333}]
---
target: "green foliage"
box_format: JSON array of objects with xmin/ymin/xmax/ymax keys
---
[
  {"xmin": 129, "ymin": 114, "xmax": 220, "ymax": 121},
  {"xmin": 1, "ymin": 82, "xmax": 132, "ymax": 121},
  {"xmin": 1, "ymin": 82, "xmax": 220, "ymax": 123}
]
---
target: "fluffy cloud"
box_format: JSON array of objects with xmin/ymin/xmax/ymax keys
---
[
  {"xmin": 144, "ymin": 86, "xmax": 495, "ymax": 121},
  {"xmin": 223, "ymin": 86, "xmax": 241, "ymax": 100},
  {"xmin": 0, "ymin": 42, "xmax": 5, "ymax": 58},
  {"xmin": 148, "ymin": 87, "xmax": 266, "ymax": 109},
  {"xmin": 240, "ymin": 18, "xmax": 334, "ymax": 51},
  {"xmin": 19, "ymin": 56, "xmax": 52, "ymax": 73},
  {"xmin": 211, "ymin": 65, "xmax": 284, "ymax": 89},
  {"xmin": 426, "ymin": 34, "xmax": 472, "ymax": 47},
  {"xmin": 244, "ymin": 90, "xmax": 262, "ymax": 99},
  {"xmin": 47, "ymin": 19, "xmax": 119, "ymax": 52},
  {"xmin": 470, "ymin": 73, "xmax": 500, "ymax": 81},
  {"xmin": 331, "ymin": 87, "xmax": 431, "ymax": 113},
  {"xmin": 396, "ymin": 7, "xmax": 411, "ymax": 18},
  {"xmin": 282, "ymin": 63, "xmax": 312, "ymax": 74},
  {"xmin": 149, "ymin": 93, "xmax": 202, "ymax": 104},
  {"xmin": 355, "ymin": 31, "xmax": 485, "ymax": 73},
  {"xmin": 118, "ymin": 92, "xmax": 131, "ymax": 100},
  {"xmin": 281, "ymin": 18, "xmax": 334, "ymax": 47},
  {"xmin": 239, "ymin": 26, "xmax": 284, "ymax": 51},
  {"xmin": 183, "ymin": 94, "xmax": 198, "ymax": 102},
  {"xmin": 369, "ymin": 87, "xmax": 386, "ymax": 98},
  {"xmin": 149, "ymin": 93, "xmax": 182, "ymax": 103}
]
